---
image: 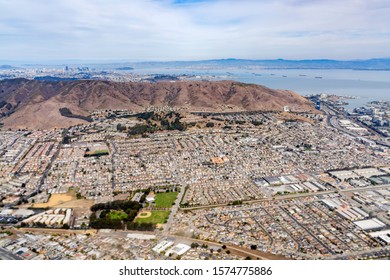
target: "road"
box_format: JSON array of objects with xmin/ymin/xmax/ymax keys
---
[
  {"xmin": 37, "ymin": 142, "xmax": 62, "ymax": 193},
  {"xmin": 162, "ymin": 137, "xmax": 187, "ymax": 235},
  {"xmin": 181, "ymin": 183, "xmax": 390, "ymax": 211},
  {"xmin": 95, "ymin": 229, "xmax": 286, "ymax": 259},
  {"xmin": 0, "ymin": 247, "xmax": 22, "ymax": 260},
  {"xmin": 110, "ymin": 140, "xmax": 118, "ymax": 190},
  {"xmin": 281, "ymin": 206, "xmax": 333, "ymax": 255},
  {"xmin": 322, "ymin": 103, "xmax": 390, "ymax": 148},
  {"xmin": 95, "ymin": 228, "xmax": 285, "ymax": 259},
  {"xmin": 168, "ymin": 235, "xmax": 289, "ymax": 260},
  {"xmin": 327, "ymin": 246, "xmax": 390, "ymax": 260},
  {"xmin": 163, "ymin": 187, "xmax": 184, "ymax": 235}
]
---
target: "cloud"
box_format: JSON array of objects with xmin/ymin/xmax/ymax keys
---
[{"xmin": 0, "ymin": 0, "xmax": 389, "ymax": 60}]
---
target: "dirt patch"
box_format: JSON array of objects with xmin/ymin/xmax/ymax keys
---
[
  {"xmin": 56, "ymin": 199, "xmax": 95, "ymax": 209},
  {"xmin": 30, "ymin": 190, "xmax": 94, "ymax": 210},
  {"xmin": 17, "ymin": 227, "xmax": 97, "ymax": 235},
  {"xmin": 277, "ymin": 112, "xmax": 316, "ymax": 124},
  {"xmin": 32, "ymin": 193, "xmax": 75, "ymax": 208}
]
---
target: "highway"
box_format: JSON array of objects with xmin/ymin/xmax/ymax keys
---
[
  {"xmin": 181, "ymin": 184, "xmax": 390, "ymax": 211},
  {"xmin": 322, "ymin": 103, "xmax": 390, "ymax": 148},
  {"xmin": 0, "ymin": 247, "xmax": 22, "ymax": 260}
]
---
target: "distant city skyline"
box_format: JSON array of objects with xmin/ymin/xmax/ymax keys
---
[{"xmin": 1, "ymin": 0, "xmax": 390, "ymax": 61}]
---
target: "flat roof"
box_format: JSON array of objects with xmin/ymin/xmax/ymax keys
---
[
  {"xmin": 379, "ymin": 235, "xmax": 390, "ymax": 244},
  {"xmin": 353, "ymin": 218, "xmax": 386, "ymax": 231},
  {"xmin": 126, "ymin": 233, "xmax": 156, "ymax": 240},
  {"xmin": 353, "ymin": 168, "xmax": 386, "ymax": 178},
  {"xmin": 329, "ymin": 170, "xmax": 359, "ymax": 181},
  {"xmin": 368, "ymin": 229, "xmax": 390, "ymax": 238},
  {"xmin": 165, "ymin": 243, "xmax": 191, "ymax": 256},
  {"xmin": 153, "ymin": 240, "xmax": 174, "ymax": 253}
]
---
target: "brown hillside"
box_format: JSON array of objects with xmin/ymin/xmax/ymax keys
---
[{"xmin": 0, "ymin": 79, "xmax": 315, "ymax": 129}]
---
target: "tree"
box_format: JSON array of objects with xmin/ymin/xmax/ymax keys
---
[
  {"xmin": 206, "ymin": 122, "xmax": 215, "ymax": 128},
  {"xmin": 250, "ymin": 244, "xmax": 257, "ymax": 250},
  {"xmin": 117, "ymin": 123, "xmax": 126, "ymax": 132},
  {"xmin": 191, "ymin": 242, "xmax": 200, "ymax": 249},
  {"xmin": 222, "ymin": 245, "xmax": 227, "ymax": 250}
]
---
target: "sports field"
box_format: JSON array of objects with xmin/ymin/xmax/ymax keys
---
[
  {"xmin": 154, "ymin": 192, "xmax": 178, "ymax": 208},
  {"xmin": 135, "ymin": 211, "xmax": 170, "ymax": 224},
  {"xmin": 136, "ymin": 211, "xmax": 152, "ymax": 218}
]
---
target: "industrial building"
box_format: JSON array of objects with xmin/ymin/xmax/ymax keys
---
[{"xmin": 353, "ymin": 218, "xmax": 386, "ymax": 231}]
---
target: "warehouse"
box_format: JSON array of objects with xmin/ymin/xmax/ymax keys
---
[
  {"xmin": 321, "ymin": 198, "xmax": 346, "ymax": 210},
  {"xmin": 303, "ymin": 182, "xmax": 319, "ymax": 192},
  {"xmin": 369, "ymin": 230, "xmax": 390, "ymax": 245},
  {"xmin": 336, "ymin": 207, "xmax": 369, "ymax": 221},
  {"xmin": 329, "ymin": 170, "xmax": 359, "ymax": 181},
  {"xmin": 353, "ymin": 218, "xmax": 386, "ymax": 231},
  {"xmin": 353, "ymin": 168, "xmax": 386, "ymax": 178}
]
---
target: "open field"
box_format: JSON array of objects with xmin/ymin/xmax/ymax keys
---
[
  {"xmin": 108, "ymin": 210, "xmax": 128, "ymax": 221},
  {"xmin": 31, "ymin": 190, "xmax": 94, "ymax": 209},
  {"xmin": 32, "ymin": 192, "xmax": 75, "ymax": 208},
  {"xmin": 54, "ymin": 199, "xmax": 95, "ymax": 209},
  {"xmin": 155, "ymin": 192, "xmax": 178, "ymax": 208},
  {"xmin": 135, "ymin": 211, "xmax": 170, "ymax": 224}
]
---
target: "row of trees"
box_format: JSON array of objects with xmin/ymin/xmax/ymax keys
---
[
  {"xmin": 89, "ymin": 215, "xmax": 123, "ymax": 229},
  {"xmin": 127, "ymin": 222, "xmax": 155, "ymax": 231},
  {"xmin": 90, "ymin": 200, "xmax": 142, "ymax": 212}
]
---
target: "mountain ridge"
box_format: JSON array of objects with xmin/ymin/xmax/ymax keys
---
[
  {"xmin": 0, "ymin": 79, "xmax": 315, "ymax": 129},
  {"xmin": 2, "ymin": 58, "xmax": 390, "ymax": 70}
]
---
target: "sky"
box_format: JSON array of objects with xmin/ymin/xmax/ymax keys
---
[{"xmin": 0, "ymin": 0, "xmax": 389, "ymax": 61}]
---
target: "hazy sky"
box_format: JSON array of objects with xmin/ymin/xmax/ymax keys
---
[{"xmin": 1, "ymin": 0, "xmax": 389, "ymax": 61}]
